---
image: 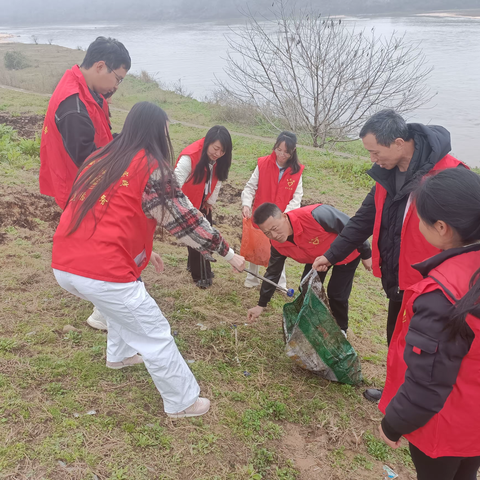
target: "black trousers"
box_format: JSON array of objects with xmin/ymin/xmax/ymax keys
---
[
  {"xmin": 409, "ymin": 443, "xmax": 480, "ymax": 480},
  {"xmin": 187, "ymin": 208, "xmax": 213, "ymax": 283},
  {"xmin": 386, "ymin": 298, "xmax": 403, "ymax": 346},
  {"xmin": 301, "ymin": 256, "xmax": 361, "ymax": 331}
]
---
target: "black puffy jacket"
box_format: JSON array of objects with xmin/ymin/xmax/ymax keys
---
[{"xmin": 324, "ymin": 124, "xmax": 453, "ymax": 301}]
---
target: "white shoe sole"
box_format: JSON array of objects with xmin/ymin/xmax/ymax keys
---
[
  {"xmin": 106, "ymin": 362, "xmax": 141, "ymax": 370},
  {"xmin": 244, "ymin": 282, "xmax": 260, "ymax": 288},
  {"xmin": 167, "ymin": 410, "xmax": 210, "ymax": 418},
  {"xmin": 106, "ymin": 364, "xmax": 128, "ymax": 370},
  {"xmin": 87, "ymin": 316, "xmax": 108, "ymax": 331}
]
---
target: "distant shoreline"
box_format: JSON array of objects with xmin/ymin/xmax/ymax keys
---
[
  {"xmin": 1, "ymin": 9, "xmax": 480, "ymax": 31},
  {"xmin": 0, "ymin": 10, "xmax": 479, "ymax": 44},
  {"xmin": 416, "ymin": 9, "xmax": 480, "ymax": 19},
  {"xmin": 0, "ymin": 33, "xmax": 15, "ymax": 43}
]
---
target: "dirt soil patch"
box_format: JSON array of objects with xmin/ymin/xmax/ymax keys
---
[
  {"xmin": 0, "ymin": 189, "xmax": 61, "ymax": 236},
  {"xmin": 0, "ymin": 112, "xmax": 44, "ymax": 139}
]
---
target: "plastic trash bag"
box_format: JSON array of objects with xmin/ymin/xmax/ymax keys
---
[
  {"xmin": 282, "ymin": 270, "xmax": 363, "ymax": 385},
  {"xmin": 383, "ymin": 465, "xmax": 398, "ymax": 479},
  {"xmin": 240, "ymin": 217, "xmax": 271, "ymax": 268}
]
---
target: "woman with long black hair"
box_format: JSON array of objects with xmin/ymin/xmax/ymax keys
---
[
  {"xmin": 52, "ymin": 102, "xmax": 244, "ymax": 418},
  {"xmin": 174, "ymin": 126, "xmax": 232, "ymax": 288},
  {"xmin": 241, "ymin": 131, "xmax": 304, "ymax": 288},
  {"xmin": 378, "ymin": 167, "xmax": 480, "ymax": 479}
]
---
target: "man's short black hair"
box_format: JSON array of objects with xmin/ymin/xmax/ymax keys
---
[
  {"xmin": 80, "ymin": 36, "xmax": 131, "ymax": 71},
  {"xmin": 359, "ymin": 109, "xmax": 411, "ymax": 147},
  {"xmin": 253, "ymin": 203, "xmax": 283, "ymax": 226}
]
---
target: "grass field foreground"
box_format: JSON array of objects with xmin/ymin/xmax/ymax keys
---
[{"xmin": 0, "ymin": 42, "xmax": 415, "ymax": 480}]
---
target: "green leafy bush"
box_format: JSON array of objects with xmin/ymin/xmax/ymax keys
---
[
  {"xmin": 4, "ymin": 51, "xmax": 30, "ymax": 70},
  {"xmin": 0, "ymin": 124, "xmax": 40, "ymax": 169}
]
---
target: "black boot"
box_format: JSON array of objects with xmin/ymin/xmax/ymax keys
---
[
  {"xmin": 363, "ymin": 388, "xmax": 383, "ymax": 402},
  {"xmin": 195, "ymin": 278, "xmax": 212, "ymax": 289}
]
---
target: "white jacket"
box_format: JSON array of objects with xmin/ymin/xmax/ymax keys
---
[{"xmin": 174, "ymin": 155, "xmax": 222, "ymax": 205}]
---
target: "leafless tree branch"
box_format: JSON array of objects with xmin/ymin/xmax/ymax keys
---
[{"xmin": 216, "ymin": 1, "xmax": 435, "ymax": 147}]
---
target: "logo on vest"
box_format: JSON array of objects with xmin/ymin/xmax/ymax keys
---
[
  {"xmin": 43, "ymin": 126, "xmax": 48, "ymax": 134},
  {"xmin": 285, "ymin": 178, "xmax": 296, "ymax": 190},
  {"xmin": 309, "ymin": 237, "xmax": 320, "ymax": 245}
]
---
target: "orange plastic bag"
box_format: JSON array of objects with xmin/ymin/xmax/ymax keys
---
[{"xmin": 240, "ymin": 217, "xmax": 271, "ymax": 267}]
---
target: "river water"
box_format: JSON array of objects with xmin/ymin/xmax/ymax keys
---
[{"xmin": 1, "ymin": 15, "xmax": 479, "ymax": 166}]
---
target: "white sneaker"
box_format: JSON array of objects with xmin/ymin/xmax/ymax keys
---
[
  {"xmin": 341, "ymin": 329, "xmax": 347, "ymax": 339},
  {"xmin": 86, "ymin": 307, "xmax": 107, "ymax": 331},
  {"xmin": 167, "ymin": 397, "xmax": 211, "ymax": 419},
  {"xmin": 244, "ymin": 280, "xmax": 260, "ymax": 288},
  {"xmin": 106, "ymin": 354, "xmax": 144, "ymax": 369}
]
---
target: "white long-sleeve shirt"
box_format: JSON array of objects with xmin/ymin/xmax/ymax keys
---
[
  {"xmin": 241, "ymin": 165, "xmax": 304, "ymax": 213},
  {"xmin": 174, "ymin": 155, "xmax": 222, "ymax": 205}
]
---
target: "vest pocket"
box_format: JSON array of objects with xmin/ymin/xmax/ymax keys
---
[{"xmin": 405, "ymin": 328, "xmax": 438, "ymax": 383}]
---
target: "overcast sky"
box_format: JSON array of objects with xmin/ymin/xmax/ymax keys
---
[{"xmin": 0, "ymin": 0, "xmax": 473, "ymax": 24}]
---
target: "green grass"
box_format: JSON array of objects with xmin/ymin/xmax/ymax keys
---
[
  {"xmin": 0, "ymin": 123, "xmax": 40, "ymax": 169},
  {"xmin": 321, "ymin": 157, "xmax": 375, "ymax": 189},
  {"xmin": 0, "ymin": 43, "xmax": 416, "ymax": 480}
]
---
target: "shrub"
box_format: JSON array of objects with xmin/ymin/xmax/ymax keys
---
[
  {"xmin": 0, "ymin": 124, "xmax": 40, "ymax": 169},
  {"xmin": 4, "ymin": 51, "xmax": 30, "ymax": 71},
  {"xmin": 211, "ymin": 88, "xmax": 266, "ymax": 127},
  {"xmin": 138, "ymin": 70, "xmax": 158, "ymax": 84},
  {"xmin": 19, "ymin": 137, "xmax": 40, "ymax": 157}
]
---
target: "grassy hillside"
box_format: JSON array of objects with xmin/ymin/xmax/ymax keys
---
[{"xmin": 0, "ymin": 43, "xmax": 414, "ymax": 480}]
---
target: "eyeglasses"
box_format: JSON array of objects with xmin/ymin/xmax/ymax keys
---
[
  {"xmin": 107, "ymin": 66, "xmax": 124, "ymax": 86},
  {"xmin": 275, "ymin": 148, "xmax": 291, "ymax": 158}
]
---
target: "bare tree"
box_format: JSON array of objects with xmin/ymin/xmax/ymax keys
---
[
  {"xmin": 31, "ymin": 35, "xmax": 39, "ymax": 45},
  {"xmin": 172, "ymin": 78, "xmax": 193, "ymax": 99},
  {"xmin": 218, "ymin": 1, "xmax": 434, "ymax": 147}
]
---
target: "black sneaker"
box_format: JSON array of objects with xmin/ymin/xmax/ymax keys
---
[{"xmin": 363, "ymin": 388, "xmax": 383, "ymax": 402}]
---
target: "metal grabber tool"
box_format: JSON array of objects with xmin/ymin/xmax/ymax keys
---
[{"xmin": 243, "ymin": 268, "xmax": 295, "ymax": 297}]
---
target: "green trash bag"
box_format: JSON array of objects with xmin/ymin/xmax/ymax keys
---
[{"xmin": 282, "ymin": 270, "xmax": 363, "ymax": 385}]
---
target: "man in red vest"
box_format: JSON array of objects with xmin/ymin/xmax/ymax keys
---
[
  {"xmin": 246, "ymin": 203, "xmax": 372, "ymax": 335},
  {"xmin": 40, "ymin": 36, "xmax": 131, "ymax": 330},
  {"xmin": 312, "ymin": 109, "xmax": 465, "ymax": 401},
  {"xmin": 40, "ymin": 36, "xmax": 130, "ymax": 210}
]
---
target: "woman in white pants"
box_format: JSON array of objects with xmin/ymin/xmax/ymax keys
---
[
  {"xmin": 52, "ymin": 102, "xmax": 244, "ymax": 418},
  {"xmin": 241, "ymin": 132, "xmax": 304, "ymax": 288}
]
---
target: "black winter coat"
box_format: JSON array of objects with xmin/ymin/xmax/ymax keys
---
[{"xmin": 324, "ymin": 124, "xmax": 453, "ymax": 301}]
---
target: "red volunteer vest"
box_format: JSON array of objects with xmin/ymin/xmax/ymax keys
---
[
  {"xmin": 252, "ymin": 151, "xmax": 305, "ymax": 216},
  {"xmin": 371, "ymin": 155, "xmax": 465, "ymax": 290},
  {"xmin": 40, "ymin": 65, "xmax": 113, "ymax": 210},
  {"xmin": 52, "ymin": 150, "xmax": 157, "ymax": 283},
  {"xmin": 176, "ymin": 138, "xmax": 218, "ymax": 209},
  {"xmin": 271, "ymin": 204, "xmax": 360, "ymax": 265},
  {"xmin": 379, "ymin": 249, "xmax": 480, "ymax": 458}
]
